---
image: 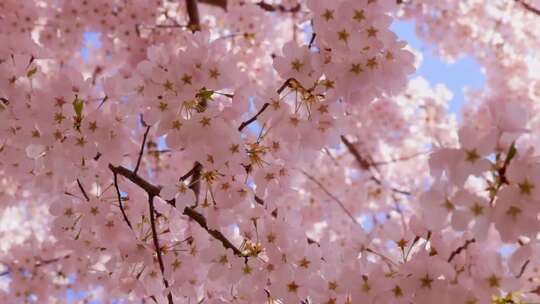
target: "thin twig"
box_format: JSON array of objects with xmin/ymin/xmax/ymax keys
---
[
  {"xmin": 370, "ymin": 151, "xmax": 429, "ymax": 166},
  {"xmin": 308, "ymin": 33, "xmax": 316, "ymax": 49},
  {"xmin": 180, "ymin": 161, "xmax": 202, "ymax": 182},
  {"xmin": 299, "ymin": 169, "xmax": 359, "ymax": 225},
  {"xmin": 516, "ymin": 0, "xmax": 540, "ymax": 15},
  {"xmin": 113, "ymin": 172, "xmax": 133, "ymax": 230},
  {"xmin": 198, "ymin": 0, "xmax": 301, "ymax": 12},
  {"xmin": 134, "ymin": 126, "xmax": 151, "ymax": 174},
  {"xmin": 77, "ymin": 179, "xmax": 90, "ymax": 201},
  {"xmin": 183, "ymin": 207, "xmax": 245, "ymax": 257},
  {"xmin": 447, "ymin": 238, "xmax": 476, "ymax": 263},
  {"xmin": 516, "ymin": 260, "xmax": 530, "ymax": 278},
  {"xmin": 108, "ymin": 164, "xmax": 246, "ymax": 257},
  {"xmin": 148, "ymin": 195, "xmax": 174, "ymax": 304},
  {"xmin": 186, "ymin": 0, "xmax": 201, "ymax": 31},
  {"xmin": 341, "ymin": 135, "xmax": 412, "ymax": 195},
  {"xmin": 238, "ymin": 103, "xmax": 269, "ymax": 131},
  {"xmin": 187, "ymin": 162, "xmax": 203, "ymax": 206}
]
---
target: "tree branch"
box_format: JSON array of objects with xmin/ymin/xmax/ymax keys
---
[
  {"xmin": 76, "ymin": 179, "xmax": 90, "ymax": 201},
  {"xmin": 516, "ymin": 0, "xmax": 540, "ymax": 15},
  {"xmin": 341, "ymin": 136, "xmax": 411, "ymax": 196},
  {"xmin": 517, "ymin": 259, "xmax": 530, "ymax": 278},
  {"xmin": 186, "ymin": 0, "xmax": 201, "ymax": 31},
  {"xmin": 113, "ymin": 171, "xmax": 133, "ymax": 230},
  {"xmin": 134, "ymin": 126, "xmax": 151, "ymax": 174},
  {"xmin": 109, "ymin": 164, "xmax": 161, "ymax": 197},
  {"xmin": 447, "ymin": 238, "xmax": 476, "ymax": 262},
  {"xmin": 108, "ymin": 164, "xmax": 246, "ymax": 257},
  {"xmin": 180, "ymin": 161, "xmax": 202, "ymax": 182},
  {"xmin": 198, "ymin": 0, "xmax": 301, "ymax": 12},
  {"xmin": 148, "ymin": 195, "xmax": 174, "ymax": 304},
  {"xmin": 198, "ymin": 0, "xmax": 227, "ymax": 10},
  {"xmin": 187, "ymin": 162, "xmax": 203, "ymax": 206},
  {"xmin": 237, "ymin": 78, "xmax": 298, "ymax": 132},
  {"xmin": 299, "ymin": 169, "xmax": 360, "ymax": 225},
  {"xmin": 182, "ymin": 207, "xmax": 245, "ymax": 256},
  {"xmin": 238, "ymin": 103, "xmax": 269, "ymax": 131}
]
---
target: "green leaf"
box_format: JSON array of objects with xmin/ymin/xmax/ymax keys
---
[
  {"xmin": 504, "ymin": 141, "xmax": 517, "ymax": 166},
  {"xmin": 26, "ymin": 66, "xmax": 38, "ymax": 78},
  {"xmin": 197, "ymin": 88, "xmax": 214, "ymax": 101},
  {"xmin": 73, "ymin": 97, "xmax": 84, "ymax": 117}
]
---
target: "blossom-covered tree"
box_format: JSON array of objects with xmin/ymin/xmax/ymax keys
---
[{"xmin": 1, "ymin": 0, "xmax": 540, "ymax": 303}]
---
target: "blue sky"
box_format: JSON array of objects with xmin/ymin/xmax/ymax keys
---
[{"xmin": 391, "ymin": 20, "xmax": 486, "ymax": 116}]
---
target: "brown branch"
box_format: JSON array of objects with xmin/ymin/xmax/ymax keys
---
[
  {"xmin": 238, "ymin": 103, "xmax": 269, "ymax": 131},
  {"xmin": 256, "ymin": 1, "xmax": 301, "ymax": 12},
  {"xmin": 109, "ymin": 164, "xmax": 161, "ymax": 197},
  {"xmin": 148, "ymin": 195, "xmax": 174, "ymax": 304},
  {"xmin": 516, "ymin": 0, "xmax": 540, "ymax": 15},
  {"xmin": 183, "ymin": 207, "xmax": 245, "ymax": 256},
  {"xmin": 76, "ymin": 179, "xmax": 90, "ymax": 201},
  {"xmin": 516, "ymin": 259, "xmax": 530, "ymax": 278},
  {"xmin": 341, "ymin": 136, "xmax": 411, "ymax": 196},
  {"xmin": 308, "ymin": 33, "xmax": 317, "ymax": 49},
  {"xmin": 370, "ymin": 151, "xmax": 429, "ymax": 166},
  {"xmin": 447, "ymin": 238, "xmax": 476, "ymax": 262},
  {"xmin": 277, "ymin": 78, "xmax": 296, "ymax": 94},
  {"xmin": 186, "ymin": 0, "xmax": 201, "ymax": 31},
  {"xmin": 113, "ymin": 171, "xmax": 133, "ymax": 230},
  {"xmin": 198, "ymin": 0, "xmax": 227, "ymax": 10},
  {"xmin": 370, "ymin": 176, "xmax": 411, "ymax": 196},
  {"xmin": 180, "ymin": 161, "xmax": 202, "ymax": 182},
  {"xmin": 237, "ymin": 78, "xmax": 297, "ymax": 132},
  {"xmin": 188, "ymin": 162, "xmax": 203, "ymax": 206},
  {"xmin": 0, "ymin": 255, "xmax": 71, "ymax": 277},
  {"xmin": 134, "ymin": 126, "xmax": 151, "ymax": 174},
  {"xmin": 299, "ymin": 169, "xmax": 360, "ymax": 225},
  {"xmin": 198, "ymin": 0, "xmax": 301, "ymax": 12},
  {"xmin": 340, "ymin": 136, "xmax": 370, "ymax": 169},
  {"xmin": 108, "ymin": 164, "xmax": 246, "ymax": 257}
]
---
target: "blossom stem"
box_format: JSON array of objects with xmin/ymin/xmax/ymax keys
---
[
  {"xmin": 148, "ymin": 195, "xmax": 174, "ymax": 304},
  {"xmin": 76, "ymin": 178, "xmax": 90, "ymax": 202},
  {"xmin": 134, "ymin": 126, "xmax": 151, "ymax": 174}
]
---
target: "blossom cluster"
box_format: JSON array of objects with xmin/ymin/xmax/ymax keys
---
[{"xmin": 0, "ymin": 0, "xmax": 539, "ymax": 303}]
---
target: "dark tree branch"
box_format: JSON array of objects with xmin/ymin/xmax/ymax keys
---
[
  {"xmin": 113, "ymin": 172, "xmax": 133, "ymax": 230},
  {"xmin": 369, "ymin": 176, "xmax": 411, "ymax": 196},
  {"xmin": 186, "ymin": 0, "xmax": 201, "ymax": 31},
  {"xmin": 299, "ymin": 169, "xmax": 360, "ymax": 225},
  {"xmin": 183, "ymin": 207, "xmax": 245, "ymax": 256},
  {"xmin": 0, "ymin": 255, "xmax": 70, "ymax": 277},
  {"xmin": 198, "ymin": 0, "xmax": 301, "ymax": 12},
  {"xmin": 340, "ymin": 136, "xmax": 371, "ymax": 170},
  {"xmin": 516, "ymin": 0, "xmax": 540, "ymax": 15},
  {"xmin": 180, "ymin": 161, "xmax": 202, "ymax": 182},
  {"xmin": 198, "ymin": 0, "xmax": 227, "ymax": 10},
  {"xmin": 77, "ymin": 179, "xmax": 90, "ymax": 201},
  {"xmin": 341, "ymin": 136, "xmax": 411, "ymax": 196},
  {"xmin": 148, "ymin": 195, "xmax": 174, "ymax": 304},
  {"xmin": 308, "ymin": 33, "xmax": 317, "ymax": 49},
  {"xmin": 108, "ymin": 164, "xmax": 246, "ymax": 257},
  {"xmin": 517, "ymin": 259, "xmax": 530, "ymax": 278},
  {"xmin": 134, "ymin": 126, "xmax": 151, "ymax": 174},
  {"xmin": 237, "ymin": 78, "xmax": 299, "ymax": 132},
  {"xmin": 447, "ymin": 238, "xmax": 476, "ymax": 262},
  {"xmin": 238, "ymin": 103, "xmax": 269, "ymax": 131},
  {"xmin": 187, "ymin": 162, "xmax": 203, "ymax": 206},
  {"xmin": 256, "ymin": 1, "xmax": 301, "ymax": 12},
  {"xmin": 109, "ymin": 164, "xmax": 161, "ymax": 197}
]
